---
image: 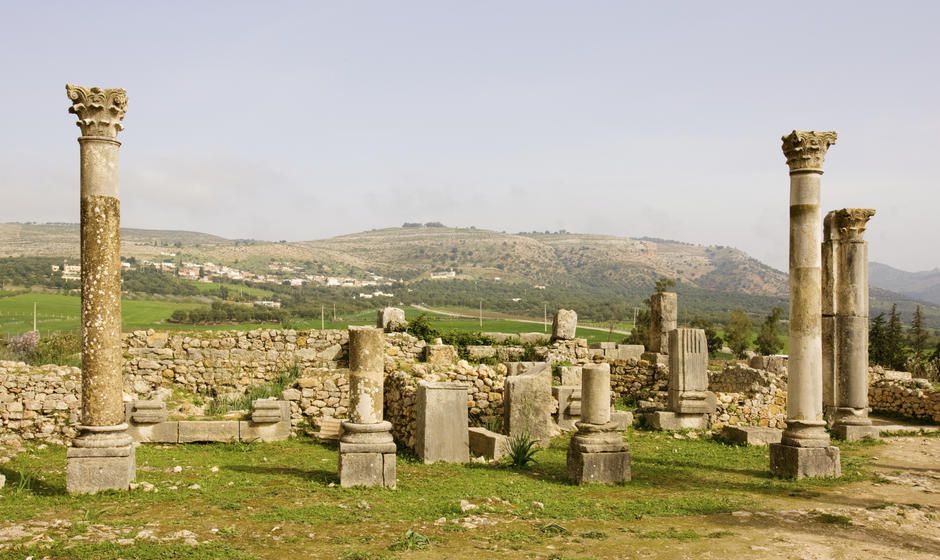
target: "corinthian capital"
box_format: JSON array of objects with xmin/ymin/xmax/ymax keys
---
[
  {"xmin": 781, "ymin": 130, "xmax": 837, "ymax": 173},
  {"xmin": 833, "ymin": 208, "xmax": 875, "ymax": 242},
  {"xmin": 66, "ymin": 84, "xmax": 128, "ymax": 138}
]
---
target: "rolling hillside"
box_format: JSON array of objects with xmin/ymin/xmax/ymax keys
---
[{"xmin": 870, "ymin": 262, "xmax": 940, "ymax": 306}]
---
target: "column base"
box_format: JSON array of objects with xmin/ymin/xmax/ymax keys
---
[
  {"xmin": 769, "ymin": 443, "xmax": 841, "ymax": 479},
  {"xmin": 67, "ymin": 445, "xmax": 136, "ymax": 494},
  {"xmin": 567, "ymin": 424, "xmax": 630, "ymax": 484},
  {"xmin": 338, "ymin": 421, "xmax": 396, "ymax": 488},
  {"xmin": 646, "ymin": 411, "xmax": 707, "ymax": 431},
  {"xmin": 831, "ymin": 423, "xmax": 880, "ymax": 442}
]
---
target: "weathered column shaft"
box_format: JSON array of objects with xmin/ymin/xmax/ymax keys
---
[
  {"xmin": 80, "ymin": 137, "xmax": 124, "ymax": 426},
  {"xmin": 821, "ymin": 212, "xmax": 839, "ymax": 416},
  {"xmin": 347, "ymin": 326, "xmax": 385, "ymax": 424},
  {"xmin": 649, "ymin": 292, "xmax": 677, "ymax": 353},
  {"xmin": 580, "ymin": 364, "xmax": 611, "ymax": 425},
  {"xmin": 833, "ymin": 209, "xmax": 875, "ymax": 421}
]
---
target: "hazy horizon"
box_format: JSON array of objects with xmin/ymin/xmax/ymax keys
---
[{"xmin": 2, "ymin": 1, "xmax": 938, "ymax": 272}]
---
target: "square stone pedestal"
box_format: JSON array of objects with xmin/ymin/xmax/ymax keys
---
[
  {"xmin": 769, "ymin": 444, "xmax": 841, "ymax": 479},
  {"xmin": 831, "ymin": 424, "xmax": 880, "ymax": 442},
  {"xmin": 646, "ymin": 411, "xmax": 707, "ymax": 431},
  {"xmin": 66, "ymin": 445, "xmax": 136, "ymax": 494},
  {"xmin": 338, "ymin": 442, "xmax": 397, "ymax": 488},
  {"xmin": 567, "ymin": 430, "xmax": 631, "ymax": 485}
]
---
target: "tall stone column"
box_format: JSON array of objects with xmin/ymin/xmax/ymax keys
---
[
  {"xmin": 770, "ymin": 130, "xmax": 840, "ymax": 479},
  {"xmin": 64, "ymin": 84, "xmax": 136, "ymax": 494},
  {"xmin": 828, "ymin": 209, "xmax": 877, "ymax": 441},
  {"xmin": 648, "ymin": 291, "xmax": 677, "ymax": 353},
  {"xmin": 567, "ymin": 363, "xmax": 630, "ymax": 484},
  {"xmin": 339, "ymin": 327, "xmax": 396, "ymax": 488}
]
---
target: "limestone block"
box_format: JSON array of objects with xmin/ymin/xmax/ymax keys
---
[
  {"xmin": 553, "ymin": 385, "xmax": 581, "ymax": 431},
  {"xmin": 376, "ymin": 307, "xmax": 407, "ymax": 332},
  {"xmin": 239, "ymin": 419, "xmax": 290, "ymax": 442},
  {"xmin": 424, "ymin": 344, "xmax": 458, "ymax": 366},
  {"xmin": 667, "ymin": 328, "xmax": 713, "ymax": 414},
  {"xmin": 503, "ymin": 363, "xmax": 558, "ymax": 444},
  {"xmin": 590, "ymin": 342, "xmax": 617, "ymax": 350},
  {"xmin": 720, "ymin": 426, "xmax": 782, "ymax": 446},
  {"xmin": 66, "ymin": 446, "xmax": 135, "ymax": 494},
  {"xmin": 338, "ymin": 448, "xmax": 397, "ymax": 488},
  {"xmin": 770, "ymin": 444, "xmax": 841, "ymax": 479},
  {"xmin": 416, "ymin": 382, "xmax": 469, "ymax": 464},
  {"xmin": 468, "ymin": 427, "xmax": 509, "ymax": 460},
  {"xmin": 128, "ymin": 421, "xmax": 179, "ymax": 444},
  {"xmin": 646, "ymin": 411, "xmax": 707, "ymax": 431},
  {"xmin": 467, "ymin": 346, "xmax": 497, "ymax": 360},
  {"xmin": 316, "ymin": 417, "xmax": 344, "ymax": 441},
  {"xmin": 641, "ymin": 352, "xmax": 668, "ymax": 366},
  {"xmin": 251, "ymin": 400, "xmax": 289, "ymax": 423},
  {"xmin": 615, "ymin": 345, "xmax": 645, "ymax": 361},
  {"xmin": 505, "ymin": 362, "xmax": 542, "ymax": 377},
  {"xmin": 831, "ymin": 424, "xmax": 880, "ymax": 442},
  {"xmin": 551, "ymin": 309, "xmax": 578, "ymax": 341},
  {"xmin": 558, "ymin": 366, "xmax": 582, "ymax": 386},
  {"xmin": 519, "ymin": 332, "xmax": 550, "ymax": 345},
  {"xmin": 649, "ymin": 292, "xmax": 677, "ymax": 353},
  {"xmin": 610, "ymin": 411, "xmax": 634, "ymax": 430},
  {"xmin": 567, "ymin": 449, "xmax": 631, "ymax": 484},
  {"xmin": 178, "ymin": 421, "xmax": 239, "ymax": 443}
]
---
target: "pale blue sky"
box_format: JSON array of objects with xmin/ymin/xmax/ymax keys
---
[{"xmin": 1, "ymin": 1, "xmax": 937, "ymax": 272}]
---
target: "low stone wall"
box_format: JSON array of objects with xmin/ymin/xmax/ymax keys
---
[
  {"xmin": 708, "ymin": 365, "xmax": 788, "ymax": 429},
  {"xmin": 123, "ymin": 329, "xmax": 426, "ymax": 399},
  {"xmin": 610, "ymin": 359, "xmax": 665, "ymax": 401},
  {"xmin": 870, "ymin": 377, "xmax": 940, "ymax": 423},
  {"xmin": 0, "ymin": 361, "xmax": 80, "ymax": 444}
]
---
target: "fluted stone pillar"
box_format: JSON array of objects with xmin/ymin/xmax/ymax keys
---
[
  {"xmin": 648, "ymin": 292, "xmax": 677, "ymax": 353},
  {"xmin": 339, "ymin": 326, "xmax": 396, "ymax": 488},
  {"xmin": 770, "ymin": 131, "xmax": 841, "ymax": 479},
  {"xmin": 647, "ymin": 328, "xmax": 716, "ymax": 431},
  {"xmin": 64, "ymin": 84, "xmax": 135, "ymax": 494},
  {"xmin": 567, "ymin": 363, "xmax": 630, "ymax": 484},
  {"xmin": 825, "ymin": 209, "xmax": 878, "ymax": 441}
]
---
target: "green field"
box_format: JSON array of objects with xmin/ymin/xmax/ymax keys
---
[
  {"xmin": 0, "ymin": 293, "xmax": 202, "ymax": 336},
  {"xmin": 186, "ymin": 280, "xmax": 275, "ymax": 298}
]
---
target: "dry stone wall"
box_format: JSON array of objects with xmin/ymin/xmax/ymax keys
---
[
  {"xmin": 870, "ymin": 377, "xmax": 940, "ymax": 423},
  {"xmin": 0, "ymin": 361, "xmax": 81, "ymax": 444},
  {"xmin": 707, "ymin": 365, "xmax": 788, "ymax": 429}
]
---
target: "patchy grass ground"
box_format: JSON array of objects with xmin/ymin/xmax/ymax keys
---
[{"xmin": 0, "ymin": 430, "xmax": 891, "ymax": 559}]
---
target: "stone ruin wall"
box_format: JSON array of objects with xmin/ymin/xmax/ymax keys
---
[{"xmin": 5, "ymin": 328, "xmax": 937, "ymax": 445}]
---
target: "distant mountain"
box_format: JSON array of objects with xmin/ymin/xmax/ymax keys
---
[
  {"xmin": 2, "ymin": 222, "xmax": 939, "ymax": 327},
  {"xmin": 870, "ymin": 262, "xmax": 940, "ymax": 306}
]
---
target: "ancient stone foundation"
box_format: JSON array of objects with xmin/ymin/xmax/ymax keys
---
[{"xmin": 567, "ymin": 364, "xmax": 630, "ymax": 484}]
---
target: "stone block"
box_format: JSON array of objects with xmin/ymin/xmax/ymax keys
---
[
  {"xmin": 567, "ymin": 450, "xmax": 631, "ymax": 484},
  {"xmin": 178, "ymin": 421, "xmax": 239, "ymax": 443},
  {"xmin": 610, "ymin": 411, "xmax": 634, "ymax": 430},
  {"xmin": 251, "ymin": 400, "xmax": 289, "ymax": 423},
  {"xmin": 552, "ymin": 309, "xmax": 578, "ymax": 341},
  {"xmin": 424, "ymin": 344, "xmax": 458, "ymax": 366},
  {"xmin": 317, "ymin": 417, "xmax": 344, "ymax": 441},
  {"xmin": 615, "ymin": 345, "xmax": 645, "ymax": 361},
  {"xmin": 558, "ymin": 365, "xmax": 582, "ymax": 386},
  {"xmin": 468, "ymin": 427, "xmax": 508, "ymax": 460},
  {"xmin": 645, "ymin": 411, "xmax": 707, "ymax": 431},
  {"xmin": 553, "ymin": 385, "xmax": 581, "ymax": 431},
  {"xmin": 641, "ymin": 352, "xmax": 668, "ymax": 366},
  {"xmin": 126, "ymin": 400, "xmax": 168, "ymax": 424},
  {"xmin": 720, "ymin": 426, "xmax": 782, "ymax": 446},
  {"xmin": 376, "ymin": 307, "xmax": 406, "ymax": 332},
  {"xmin": 519, "ymin": 332, "xmax": 550, "ymax": 345},
  {"xmin": 239, "ymin": 419, "xmax": 291, "ymax": 442},
  {"xmin": 503, "ymin": 363, "xmax": 558, "ymax": 444},
  {"xmin": 831, "ymin": 424, "xmax": 880, "ymax": 442},
  {"xmin": 66, "ymin": 445, "xmax": 135, "ymax": 494},
  {"xmin": 416, "ymin": 382, "xmax": 470, "ymax": 464},
  {"xmin": 770, "ymin": 444, "xmax": 841, "ymax": 479},
  {"xmin": 128, "ymin": 421, "xmax": 179, "ymax": 443},
  {"xmin": 590, "ymin": 342, "xmax": 617, "ymax": 350},
  {"xmin": 338, "ymin": 450, "xmax": 397, "ymax": 488},
  {"xmin": 467, "ymin": 345, "xmax": 497, "ymax": 360}
]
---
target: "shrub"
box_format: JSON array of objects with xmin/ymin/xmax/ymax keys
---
[{"xmin": 505, "ymin": 432, "xmax": 539, "ymax": 468}]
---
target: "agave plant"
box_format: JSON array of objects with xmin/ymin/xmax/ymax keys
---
[{"xmin": 506, "ymin": 431, "xmax": 539, "ymax": 468}]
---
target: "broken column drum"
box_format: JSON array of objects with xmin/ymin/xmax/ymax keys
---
[
  {"xmin": 65, "ymin": 84, "xmax": 136, "ymax": 494},
  {"xmin": 823, "ymin": 209, "xmax": 877, "ymax": 441},
  {"xmin": 646, "ymin": 328, "xmax": 715, "ymax": 431},
  {"xmin": 770, "ymin": 130, "xmax": 841, "ymax": 479},
  {"xmin": 648, "ymin": 292, "xmax": 677, "ymax": 353},
  {"xmin": 339, "ymin": 326, "xmax": 396, "ymax": 488},
  {"xmin": 567, "ymin": 363, "xmax": 631, "ymax": 484}
]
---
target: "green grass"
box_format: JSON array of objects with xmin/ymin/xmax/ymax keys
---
[
  {"xmin": 0, "ymin": 431, "xmax": 878, "ymax": 559},
  {"xmin": 186, "ymin": 280, "xmax": 275, "ymax": 299},
  {"xmin": 0, "ymin": 293, "xmax": 202, "ymax": 336}
]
